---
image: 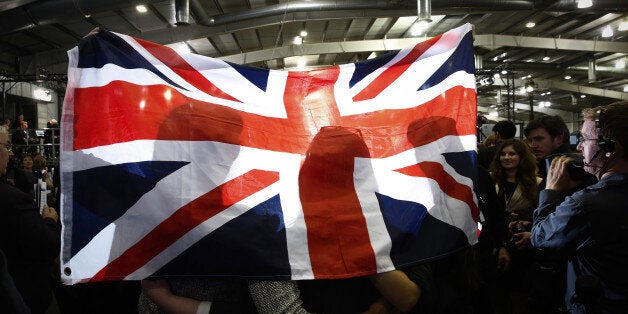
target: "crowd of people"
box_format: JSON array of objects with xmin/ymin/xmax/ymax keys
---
[{"xmin": 1, "ymin": 101, "xmax": 627, "ymax": 314}]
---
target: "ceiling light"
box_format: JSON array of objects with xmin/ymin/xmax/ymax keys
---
[
  {"xmin": 624, "ymin": 85, "xmax": 628, "ymax": 92},
  {"xmin": 526, "ymin": 22, "xmax": 535, "ymax": 28},
  {"xmin": 300, "ymin": 30, "xmax": 308, "ymax": 37},
  {"xmin": 136, "ymin": 5, "xmax": 148, "ymax": 13},
  {"xmin": 293, "ymin": 36, "xmax": 303, "ymax": 45},
  {"xmin": 501, "ymin": 70, "xmax": 508, "ymax": 75},
  {"xmin": 615, "ymin": 59, "xmax": 626, "ymax": 69},
  {"xmin": 479, "ymin": 76, "xmax": 494, "ymax": 86},
  {"xmin": 602, "ymin": 25, "xmax": 613, "ymax": 38},
  {"xmin": 564, "ymin": 75, "xmax": 572, "ymax": 80},
  {"xmin": 619, "ymin": 20, "xmax": 628, "ymax": 31},
  {"xmin": 525, "ymin": 80, "xmax": 536, "ymax": 93},
  {"xmin": 493, "ymin": 73, "xmax": 500, "ymax": 79},
  {"xmin": 577, "ymin": 0, "xmax": 592, "ymax": 8},
  {"xmin": 542, "ymin": 56, "xmax": 550, "ymax": 61},
  {"xmin": 33, "ymin": 88, "xmax": 51, "ymax": 101}
]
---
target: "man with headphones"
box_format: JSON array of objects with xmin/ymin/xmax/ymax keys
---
[{"xmin": 531, "ymin": 101, "xmax": 628, "ymax": 314}]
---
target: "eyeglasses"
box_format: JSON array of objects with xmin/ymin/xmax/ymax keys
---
[
  {"xmin": 0, "ymin": 142, "xmax": 12, "ymax": 151},
  {"xmin": 577, "ymin": 137, "xmax": 597, "ymax": 145}
]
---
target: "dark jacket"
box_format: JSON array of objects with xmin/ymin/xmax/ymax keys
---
[
  {"xmin": 531, "ymin": 173, "xmax": 628, "ymax": 314},
  {"xmin": 0, "ymin": 182, "xmax": 60, "ymax": 314}
]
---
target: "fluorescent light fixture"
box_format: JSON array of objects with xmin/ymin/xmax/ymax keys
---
[
  {"xmin": 619, "ymin": 20, "xmax": 628, "ymax": 31},
  {"xmin": 293, "ymin": 36, "xmax": 303, "ymax": 45},
  {"xmin": 564, "ymin": 75, "xmax": 572, "ymax": 80},
  {"xmin": 136, "ymin": 5, "xmax": 148, "ymax": 13},
  {"xmin": 501, "ymin": 70, "xmax": 508, "ymax": 75},
  {"xmin": 542, "ymin": 56, "xmax": 550, "ymax": 61},
  {"xmin": 602, "ymin": 25, "xmax": 613, "ymax": 38},
  {"xmin": 526, "ymin": 22, "xmax": 535, "ymax": 28},
  {"xmin": 300, "ymin": 30, "xmax": 308, "ymax": 37},
  {"xmin": 580, "ymin": 94, "xmax": 586, "ymax": 98},
  {"xmin": 577, "ymin": 0, "xmax": 592, "ymax": 8},
  {"xmin": 624, "ymin": 85, "xmax": 628, "ymax": 92},
  {"xmin": 33, "ymin": 88, "xmax": 51, "ymax": 101},
  {"xmin": 615, "ymin": 59, "xmax": 626, "ymax": 69}
]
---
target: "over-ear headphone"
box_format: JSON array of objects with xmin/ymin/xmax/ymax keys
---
[
  {"xmin": 598, "ymin": 135, "xmax": 615, "ymax": 152},
  {"xmin": 596, "ymin": 117, "xmax": 615, "ymax": 152}
]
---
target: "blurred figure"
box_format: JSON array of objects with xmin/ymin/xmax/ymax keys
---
[
  {"xmin": 11, "ymin": 114, "xmax": 23, "ymax": 130},
  {"xmin": 11, "ymin": 121, "xmax": 29, "ymax": 159},
  {"xmin": 0, "ymin": 118, "xmax": 10, "ymax": 132},
  {"xmin": 44, "ymin": 119, "xmax": 59, "ymax": 159}
]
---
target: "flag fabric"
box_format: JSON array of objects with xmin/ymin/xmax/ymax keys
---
[{"xmin": 60, "ymin": 23, "xmax": 478, "ymax": 284}]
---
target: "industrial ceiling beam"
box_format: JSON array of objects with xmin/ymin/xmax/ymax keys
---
[{"xmin": 216, "ymin": 35, "xmax": 627, "ymax": 63}]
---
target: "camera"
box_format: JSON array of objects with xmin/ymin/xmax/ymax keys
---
[
  {"xmin": 504, "ymin": 221, "xmax": 527, "ymax": 251},
  {"xmin": 545, "ymin": 153, "xmax": 591, "ymax": 182}
]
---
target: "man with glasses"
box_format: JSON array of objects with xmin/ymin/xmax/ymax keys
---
[
  {"xmin": 0, "ymin": 127, "xmax": 61, "ymax": 313},
  {"xmin": 531, "ymin": 101, "xmax": 628, "ymax": 313}
]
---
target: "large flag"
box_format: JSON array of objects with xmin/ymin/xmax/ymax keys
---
[{"xmin": 60, "ymin": 23, "xmax": 478, "ymax": 284}]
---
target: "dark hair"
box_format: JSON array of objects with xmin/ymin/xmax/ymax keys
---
[
  {"xmin": 523, "ymin": 115, "xmax": 569, "ymax": 141},
  {"xmin": 492, "ymin": 120, "xmax": 516, "ymax": 139},
  {"xmin": 489, "ymin": 139, "xmax": 539, "ymax": 202}
]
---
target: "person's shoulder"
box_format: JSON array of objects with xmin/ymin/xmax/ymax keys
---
[{"xmin": 0, "ymin": 182, "xmax": 35, "ymax": 209}]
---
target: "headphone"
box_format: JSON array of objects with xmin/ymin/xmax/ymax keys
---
[
  {"xmin": 596, "ymin": 112, "xmax": 615, "ymax": 153},
  {"xmin": 598, "ymin": 135, "xmax": 615, "ymax": 152}
]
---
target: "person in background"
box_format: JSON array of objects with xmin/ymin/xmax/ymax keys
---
[
  {"xmin": 489, "ymin": 139, "xmax": 541, "ymax": 314},
  {"xmin": 478, "ymin": 120, "xmax": 517, "ymax": 169},
  {"xmin": 0, "ymin": 118, "xmax": 10, "ymax": 133},
  {"xmin": 523, "ymin": 115, "xmax": 571, "ymax": 180},
  {"xmin": 44, "ymin": 119, "xmax": 59, "ymax": 159},
  {"xmin": 473, "ymin": 164, "xmax": 510, "ymax": 314},
  {"xmin": 0, "ymin": 126, "xmax": 60, "ymax": 314},
  {"xmin": 531, "ymin": 101, "xmax": 628, "ymax": 313},
  {"xmin": 11, "ymin": 114, "xmax": 23, "ymax": 130},
  {"xmin": 14, "ymin": 153, "xmax": 37, "ymax": 196}
]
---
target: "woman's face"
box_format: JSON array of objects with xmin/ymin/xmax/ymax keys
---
[
  {"xmin": 22, "ymin": 156, "xmax": 33, "ymax": 169},
  {"xmin": 499, "ymin": 145, "xmax": 521, "ymax": 170}
]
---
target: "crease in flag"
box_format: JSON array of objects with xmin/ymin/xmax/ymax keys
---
[{"xmin": 60, "ymin": 23, "xmax": 479, "ymax": 284}]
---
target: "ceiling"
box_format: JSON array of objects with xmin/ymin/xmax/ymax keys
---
[{"xmin": 0, "ymin": 0, "xmax": 626, "ymax": 122}]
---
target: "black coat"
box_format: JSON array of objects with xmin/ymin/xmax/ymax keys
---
[{"xmin": 0, "ymin": 182, "xmax": 60, "ymax": 314}]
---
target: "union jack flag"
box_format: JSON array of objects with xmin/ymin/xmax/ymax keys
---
[{"xmin": 60, "ymin": 23, "xmax": 478, "ymax": 284}]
